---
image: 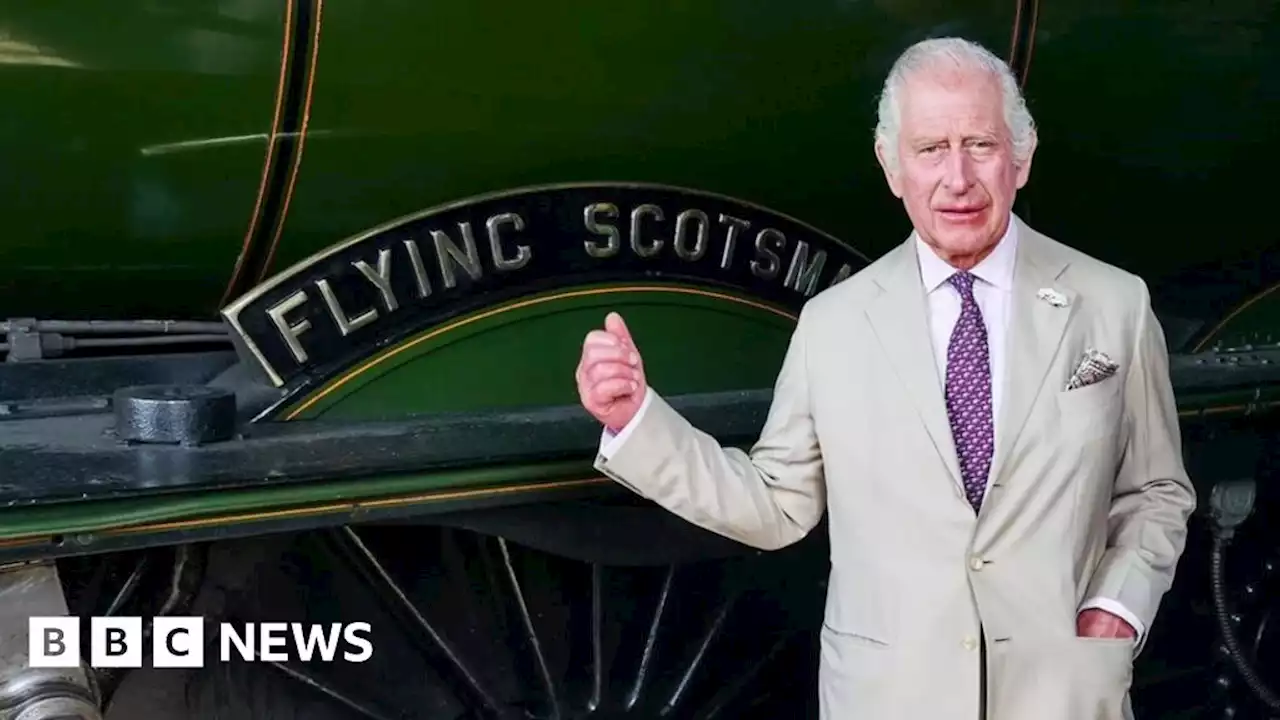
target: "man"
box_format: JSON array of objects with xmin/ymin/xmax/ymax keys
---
[{"xmin": 573, "ymin": 37, "xmax": 1195, "ymax": 720}]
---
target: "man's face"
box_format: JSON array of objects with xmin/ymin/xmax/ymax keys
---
[{"xmin": 876, "ymin": 64, "xmax": 1035, "ymax": 269}]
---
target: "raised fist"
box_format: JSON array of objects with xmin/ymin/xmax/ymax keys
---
[{"xmin": 575, "ymin": 312, "xmax": 647, "ymax": 430}]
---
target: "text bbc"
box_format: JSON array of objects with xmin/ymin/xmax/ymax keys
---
[{"xmin": 28, "ymin": 617, "xmax": 373, "ymax": 668}]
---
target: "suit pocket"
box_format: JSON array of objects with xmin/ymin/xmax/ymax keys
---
[
  {"xmin": 820, "ymin": 621, "xmax": 889, "ymax": 679},
  {"xmin": 1056, "ymin": 375, "xmax": 1123, "ymax": 442},
  {"xmin": 819, "ymin": 620, "xmax": 890, "ymax": 696},
  {"xmin": 989, "ymin": 635, "xmax": 1134, "ymax": 720},
  {"xmin": 1066, "ymin": 636, "xmax": 1136, "ymax": 719},
  {"xmin": 819, "ymin": 622, "xmax": 891, "ymax": 712},
  {"xmin": 821, "ymin": 622, "xmax": 888, "ymax": 648}
]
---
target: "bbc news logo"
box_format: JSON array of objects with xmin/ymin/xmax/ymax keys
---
[{"xmin": 28, "ymin": 617, "xmax": 373, "ymax": 668}]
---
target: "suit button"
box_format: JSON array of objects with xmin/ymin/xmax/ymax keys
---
[
  {"xmin": 963, "ymin": 637, "xmax": 979, "ymax": 651},
  {"xmin": 969, "ymin": 555, "xmax": 985, "ymax": 571}
]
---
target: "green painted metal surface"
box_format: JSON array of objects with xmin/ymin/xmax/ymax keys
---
[
  {"xmin": 282, "ymin": 284, "xmax": 796, "ymax": 420},
  {"xmin": 0, "ymin": 0, "xmax": 285, "ymax": 318},
  {"xmin": 0, "ymin": 0, "xmax": 1273, "ymax": 331},
  {"xmin": 269, "ymin": 0, "xmax": 1013, "ymax": 277}
]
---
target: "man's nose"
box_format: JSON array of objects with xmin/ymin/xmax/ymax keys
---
[{"xmin": 942, "ymin": 150, "xmax": 975, "ymax": 191}]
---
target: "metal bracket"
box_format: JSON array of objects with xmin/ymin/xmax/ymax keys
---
[{"xmin": 3, "ymin": 320, "xmax": 42, "ymax": 363}]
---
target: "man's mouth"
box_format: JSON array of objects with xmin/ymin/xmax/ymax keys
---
[{"xmin": 936, "ymin": 206, "xmax": 986, "ymax": 220}]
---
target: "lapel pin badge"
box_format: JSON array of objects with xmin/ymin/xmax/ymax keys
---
[{"xmin": 1036, "ymin": 287, "xmax": 1069, "ymax": 308}]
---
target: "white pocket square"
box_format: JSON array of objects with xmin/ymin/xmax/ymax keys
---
[{"xmin": 1065, "ymin": 348, "xmax": 1119, "ymax": 391}]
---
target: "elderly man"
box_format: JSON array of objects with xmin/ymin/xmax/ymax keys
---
[{"xmin": 573, "ymin": 37, "xmax": 1195, "ymax": 720}]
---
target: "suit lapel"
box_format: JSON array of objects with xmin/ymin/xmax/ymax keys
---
[
  {"xmin": 865, "ymin": 240, "xmax": 964, "ymax": 489},
  {"xmin": 987, "ymin": 221, "xmax": 1076, "ymax": 488},
  {"xmin": 862, "ymin": 221, "xmax": 1079, "ymax": 500}
]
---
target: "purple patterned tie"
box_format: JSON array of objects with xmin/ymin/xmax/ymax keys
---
[{"xmin": 945, "ymin": 271, "xmax": 994, "ymax": 511}]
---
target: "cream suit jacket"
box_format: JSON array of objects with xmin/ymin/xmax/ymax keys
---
[{"xmin": 594, "ymin": 217, "xmax": 1197, "ymax": 720}]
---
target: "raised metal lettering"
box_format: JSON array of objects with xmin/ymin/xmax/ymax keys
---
[
  {"xmin": 829, "ymin": 263, "xmax": 854, "ymax": 287},
  {"xmin": 629, "ymin": 204, "xmax": 664, "ymax": 258},
  {"xmin": 403, "ymin": 238, "xmax": 432, "ymax": 299},
  {"xmin": 316, "ymin": 279, "xmax": 378, "ymax": 336},
  {"xmin": 583, "ymin": 203, "xmax": 620, "ymax": 258},
  {"xmin": 433, "ymin": 222, "xmax": 484, "ymax": 290},
  {"xmin": 718, "ymin": 214, "xmax": 751, "ymax": 270},
  {"xmin": 220, "ymin": 184, "xmax": 869, "ymax": 392},
  {"xmin": 673, "ymin": 209, "xmax": 709, "ymax": 262},
  {"xmin": 266, "ymin": 290, "xmax": 312, "ymax": 364},
  {"xmin": 353, "ymin": 247, "xmax": 398, "ymax": 312},
  {"xmin": 784, "ymin": 240, "xmax": 828, "ymax": 296},
  {"xmin": 486, "ymin": 212, "xmax": 531, "ymax": 272},
  {"xmin": 750, "ymin": 228, "xmax": 785, "ymax": 280}
]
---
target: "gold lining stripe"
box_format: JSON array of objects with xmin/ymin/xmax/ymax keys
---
[
  {"xmin": 1177, "ymin": 399, "xmax": 1280, "ymax": 418},
  {"xmin": 104, "ymin": 477, "xmax": 606, "ymax": 537},
  {"xmin": 283, "ymin": 284, "xmax": 797, "ymax": 419},
  {"xmin": 1020, "ymin": 0, "xmax": 1040, "ymax": 88},
  {"xmin": 1008, "ymin": 0, "xmax": 1023, "ymax": 66},
  {"xmin": 219, "ymin": 0, "xmax": 294, "ymax": 306},
  {"xmin": 0, "ymin": 477, "xmax": 609, "ymax": 549},
  {"xmin": 258, "ymin": 0, "xmax": 324, "ymax": 281},
  {"xmin": 1192, "ymin": 281, "xmax": 1280, "ymax": 352}
]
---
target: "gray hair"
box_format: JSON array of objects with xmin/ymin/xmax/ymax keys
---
[{"xmin": 874, "ymin": 37, "xmax": 1036, "ymax": 171}]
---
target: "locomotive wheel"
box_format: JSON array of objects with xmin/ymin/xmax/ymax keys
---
[
  {"xmin": 1213, "ymin": 538, "xmax": 1280, "ymax": 719},
  {"xmin": 94, "ymin": 509, "xmax": 828, "ymax": 719}
]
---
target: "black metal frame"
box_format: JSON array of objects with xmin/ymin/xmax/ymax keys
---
[
  {"xmin": 0, "ymin": 344, "xmax": 1277, "ymax": 509},
  {"xmin": 0, "ymin": 386, "xmax": 771, "ymax": 507}
]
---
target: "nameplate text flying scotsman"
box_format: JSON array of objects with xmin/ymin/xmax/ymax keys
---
[{"xmin": 221, "ymin": 183, "xmax": 868, "ymax": 388}]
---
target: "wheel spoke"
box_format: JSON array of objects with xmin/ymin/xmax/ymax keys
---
[
  {"xmin": 89, "ymin": 517, "xmax": 827, "ymax": 719},
  {"xmin": 626, "ymin": 565, "xmax": 674, "ymax": 711},
  {"xmin": 102, "ymin": 554, "xmax": 149, "ymax": 616},
  {"xmin": 268, "ymin": 660, "xmax": 400, "ymax": 720},
  {"xmin": 660, "ymin": 596, "xmax": 735, "ymax": 716},
  {"xmin": 328, "ymin": 526, "xmax": 510, "ymax": 718},
  {"xmin": 499, "ymin": 537, "xmax": 562, "ymax": 719},
  {"xmin": 694, "ymin": 635, "xmax": 791, "ymax": 720},
  {"xmin": 588, "ymin": 562, "xmax": 603, "ymax": 713}
]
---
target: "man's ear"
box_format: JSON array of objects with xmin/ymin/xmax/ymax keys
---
[
  {"xmin": 1014, "ymin": 130, "xmax": 1038, "ymax": 189},
  {"xmin": 875, "ymin": 141, "xmax": 903, "ymax": 198}
]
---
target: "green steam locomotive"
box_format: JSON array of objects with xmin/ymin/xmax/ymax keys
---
[{"xmin": 0, "ymin": 0, "xmax": 1275, "ymax": 718}]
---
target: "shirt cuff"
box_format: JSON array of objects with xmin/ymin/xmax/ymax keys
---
[
  {"xmin": 1080, "ymin": 596, "xmax": 1146, "ymax": 644},
  {"xmin": 598, "ymin": 390, "xmax": 654, "ymax": 461}
]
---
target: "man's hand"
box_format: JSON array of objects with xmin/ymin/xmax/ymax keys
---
[
  {"xmin": 576, "ymin": 312, "xmax": 647, "ymax": 431},
  {"xmin": 1077, "ymin": 609, "xmax": 1136, "ymax": 639}
]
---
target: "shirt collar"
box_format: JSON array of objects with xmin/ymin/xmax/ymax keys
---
[{"xmin": 915, "ymin": 216, "xmax": 1018, "ymax": 293}]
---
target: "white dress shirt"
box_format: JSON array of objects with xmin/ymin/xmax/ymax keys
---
[
  {"xmin": 600, "ymin": 218, "xmax": 1144, "ymax": 640},
  {"xmin": 916, "ymin": 218, "xmax": 1016, "ymax": 452}
]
